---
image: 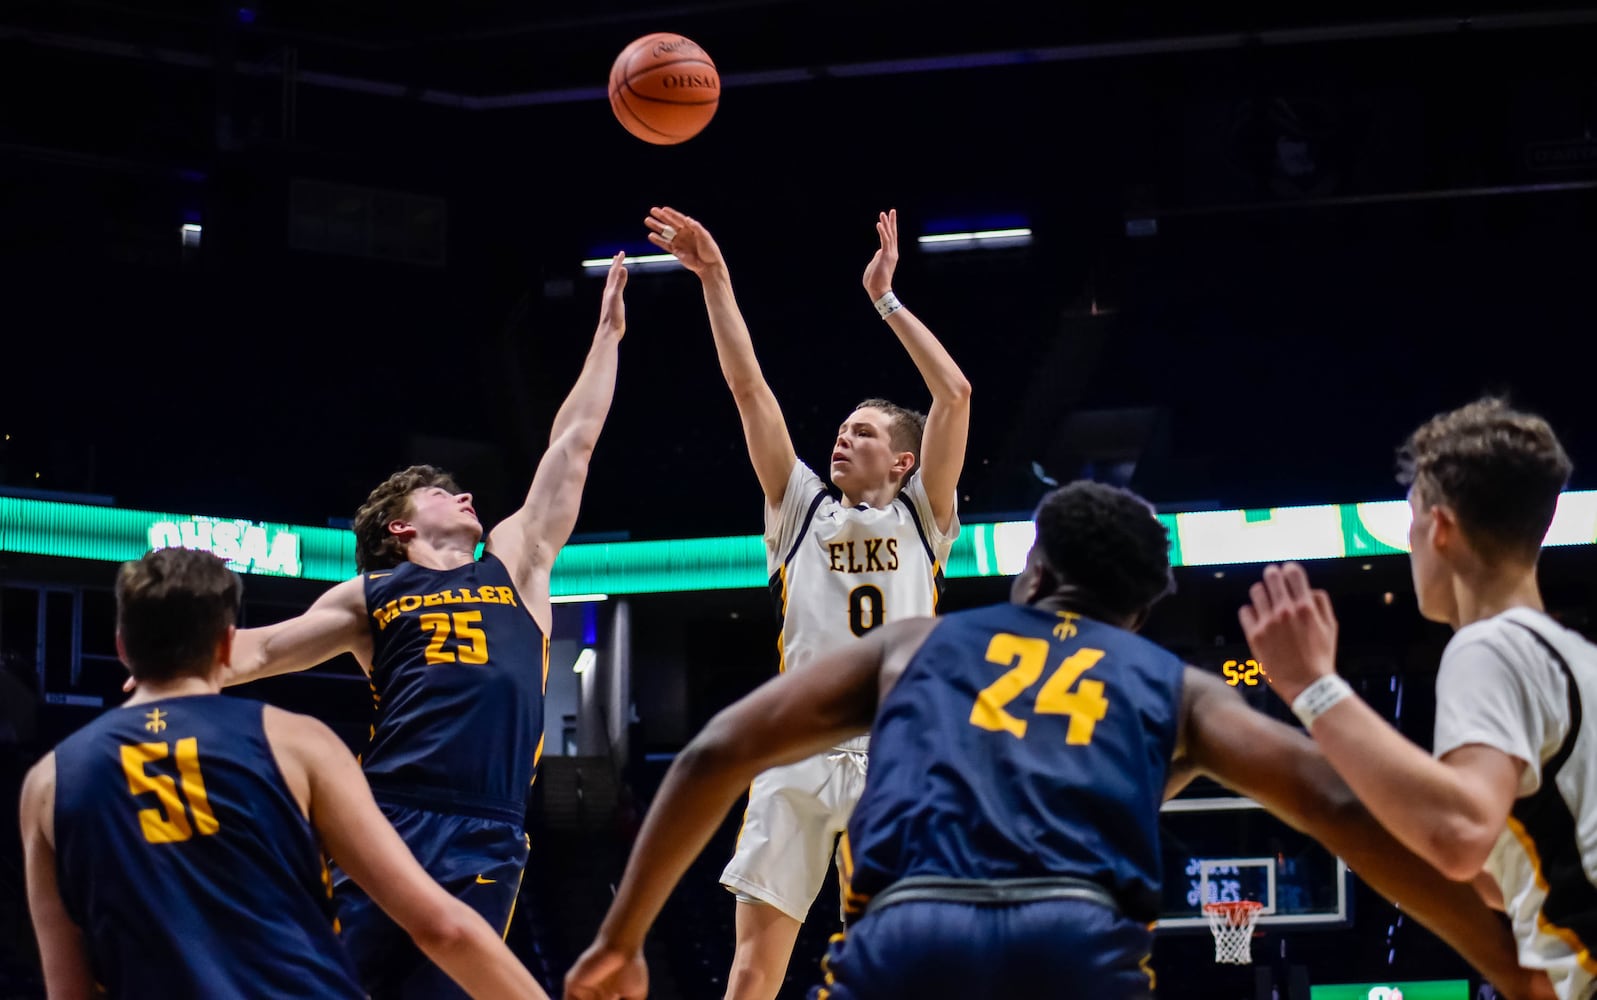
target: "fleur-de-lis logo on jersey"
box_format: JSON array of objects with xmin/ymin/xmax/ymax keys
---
[
  {"xmin": 144, "ymin": 708, "xmax": 168, "ymax": 733},
  {"xmin": 1053, "ymin": 612, "xmax": 1080, "ymax": 641}
]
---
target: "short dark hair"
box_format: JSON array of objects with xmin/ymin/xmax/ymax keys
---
[
  {"xmin": 353, "ymin": 465, "xmax": 462, "ymax": 572},
  {"xmin": 1034, "ymin": 481, "xmax": 1174, "ymax": 620},
  {"xmin": 1397, "ymin": 397, "xmax": 1572, "ymax": 561},
  {"xmin": 116, "ymin": 548, "xmax": 242, "ymax": 682},
  {"xmin": 854, "ymin": 398, "xmax": 926, "ymax": 483}
]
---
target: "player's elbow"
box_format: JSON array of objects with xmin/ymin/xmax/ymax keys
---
[
  {"xmin": 940, "ymin": 376, "xmax": 972, "ymax": 406},
  {"xmin": 727, "ymin": 378, "xmax": 771, "ymax": 411},
  {"xmin": 409, "ymin": 903, "xmax": 478, "ymax": 963},
  {"xmin": 679, "ymin": 715, "xmax": 741, "ymax": 774},
  {"xmin": 550, "ymin": 426, "xmax": 600, "ymax": 468},
  {"xmin": 1429, "ymin": 821, "xmax": 1498, "ymax": 882},
  {"xmin": 676, "ymin": 710, "xmax": 756, "ymax": 784}
]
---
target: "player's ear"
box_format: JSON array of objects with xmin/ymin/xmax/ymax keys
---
[
  {"xmin": 1429, "ymin": 503, "xmax": 1459, "ymax": 555},
  {"xmin": 115, "ymin": 629, "xmax": 130, "ymax": 670},
  {"xmin": 892, "ymin": 450, "xmax": 916, "ymax": 481},
  {"xmin": 215, "ymin": 625, "xmax": 236, "ymax": 671},
  {"xmin": 1014, "ymin": 548, "xmax": 1057, "ymax": 604}
]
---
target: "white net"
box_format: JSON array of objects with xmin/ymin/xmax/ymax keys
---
[{"xmin": 1203, "ymin": 901, "xmax": 1264, "ymax": 964}]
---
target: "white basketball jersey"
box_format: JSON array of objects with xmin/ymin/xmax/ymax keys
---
[
  {"xmin": 1433, "ymin": 608, "xmax": 1597, "ymax": 1000},
  {"xmin": 765, "ymin": 460, "xmax": 958, "ymax": 683}
]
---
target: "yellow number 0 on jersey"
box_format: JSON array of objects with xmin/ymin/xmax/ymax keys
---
[
  {"xmin": 120, "ymin": 738, "xmax": 220, "ymax": 844},
  {"xmin": 969, "ymin": 633, "xmax": 1109, "ymax": 744},
  {"xmin": 419, "ymin": 610, "xmax": 489, "ymax": 665}
]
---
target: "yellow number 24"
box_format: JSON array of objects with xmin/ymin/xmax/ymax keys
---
[{"xmin": 969, "ymin": 634, "xmax": 1108, "ymax": 745}]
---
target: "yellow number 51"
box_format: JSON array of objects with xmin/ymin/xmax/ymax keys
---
[
  {"xmin": 121, "ymin": 738, "xmax": 220, "ymax": 845},
  {"xmin": 969, "ymin": 634, "xmax": 1109, "ymax": 744}
]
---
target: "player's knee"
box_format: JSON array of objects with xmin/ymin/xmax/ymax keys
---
[{"xmin": 724, "ymin": 957, "xmax": 782, "ymax": 1000}]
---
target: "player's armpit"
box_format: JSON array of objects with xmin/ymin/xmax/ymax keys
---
[
  {"xmin": 1180, "ymin": 669, "xmax": 1537, "ymax": 999},
  {"xmin": 297, "ymin": 720, "xmax": 549, "ymax": 1000}
]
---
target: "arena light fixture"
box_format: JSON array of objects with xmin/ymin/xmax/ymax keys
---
[
  {"xmin": 581, "ymin": 252, "xmax": 679, "ymax": 273},
  {"xmin": 572, "ymin": 648, "xmax": 596, "ymax": 675},
  {"xmin": 916, "ymin": 227, "xmax": 1033, "ymax": 252}
]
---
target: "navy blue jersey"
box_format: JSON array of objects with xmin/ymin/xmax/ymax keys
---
[
  {"xmin": 53, "ymin": 695, "xmax": 362, "ymax": 999},
  {"xmin": 842, "ymin": 604, "xmax": 1186, "ymax": 923},
  {"xmin": 362, "ymin": 553, "xmax": 548, "ymax": 816}
]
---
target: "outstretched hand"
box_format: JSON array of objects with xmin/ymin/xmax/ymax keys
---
[
  {"xmin": 564, "ymin": 942, "xmax": 648, "ymax": 1000},
  {"xmin": 1237, "ymin": 562, "xmax": 1340, "ymax": 703},
  {"xmin": 645, "ymin": 206, "xmax": 725, "ymax": 276},
  {"xmin": 862, "ymin": 208, "xmax": 900, "ymax": 300},
  {"xmin": 597, "ymin": 252, "xmax": 628, "ymax": 338}
]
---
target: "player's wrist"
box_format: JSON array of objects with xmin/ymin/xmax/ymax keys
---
[
  {"xmin": 1290, "ymin": 673, "xmax": 1353, "ymax": 730},
  {"xmin": 696, "ymin": 261, "xmax": 731, "ymax": 283},
  {"xmin": 594, "ymin": 927, "xmax": 643, "ymax": 956},
  {"xmin": 872, "ymin": 290, "xmax": 903, "ymax": 319}
]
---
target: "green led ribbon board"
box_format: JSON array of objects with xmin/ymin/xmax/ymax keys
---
[
  {"xmin": 1309, "ymin": 980, "xmax": 1469, "ymax": 1000},
  {"xmin": 2, "ymin": 492, "xmax": 1594, "ymax": 596}
]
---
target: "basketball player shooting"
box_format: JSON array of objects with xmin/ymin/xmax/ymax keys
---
[{"xmin": 644, "ymin": 205, "xmax": 970, "ymax": 1000}]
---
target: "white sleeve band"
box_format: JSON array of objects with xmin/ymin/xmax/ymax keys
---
[
  {"xmin": 1292, "ymin": 674, "xmax": 1355, "ymax": 730},
  {"xmin": 874, "ymin": 291, "xmax": 903, "ymax": 319}
]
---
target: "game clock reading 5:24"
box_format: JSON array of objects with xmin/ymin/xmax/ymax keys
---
[{"xmin": 1221, "ymin": 658, "xmax": 1265, "ymax": 687}]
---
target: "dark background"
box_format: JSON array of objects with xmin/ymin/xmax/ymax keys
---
[{"xmin": 5, "ymin": 1, "xmax": 1597, "ymax": 997}]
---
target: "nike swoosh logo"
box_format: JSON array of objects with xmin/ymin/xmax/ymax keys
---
[{"xmin": 475, "ymin": 875, "xmax": 497, "ymax": 884}]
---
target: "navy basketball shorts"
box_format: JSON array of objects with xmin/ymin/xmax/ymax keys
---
[
  {"xmin": 812, "ymin": 897, "xmax": 1155, "ymax": 1000},
  {"xmin": 332, "ymin": 802, "xmax": 530, "ymax": 1000}
]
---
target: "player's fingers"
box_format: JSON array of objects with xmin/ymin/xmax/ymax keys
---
[
  {"xmin": 1238, "ymin": 603, "xmax": 1259, "ymax": 636},
  {"xmin": 643, "ymin": 216, "xmax": 667, "ymax": 233},
  {"xmin": 1281, "ymin": 562, "xmax": 1313, "ymax": 602},
  {"xmin": 646, "ymin": 233, "xmax": 674, "ymax": 251},
  {"xmin": 1262, "ymin": 564, "xmax": 1293, "ymax": 610},
  {"xmin": 1313, "ymin": 589, "xmax": 1335, "ymax": 627},
  {"xmin": 1249, "ymin": 580, "xmax": 1273, "ymax": 616}
]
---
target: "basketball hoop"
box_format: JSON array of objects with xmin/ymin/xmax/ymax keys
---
[{"xmin": 1203, "ymin": 900, "xmax": 1265, "ymax": 964}]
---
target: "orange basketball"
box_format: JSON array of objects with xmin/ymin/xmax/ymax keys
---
[{"xmin": 608, "ymin": 33, "xmax": 720, "ymax": 145}]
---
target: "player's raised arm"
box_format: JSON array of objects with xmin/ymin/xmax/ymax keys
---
[
  {"xmin": 488, "ymin": 253, "xmax": 627, "ymax": 633},
  {"xmin": 1240, "ymin": 562, "xmax": 1524, "ymax": 881},
  {"xmin": 1175, "ymin": 668, "xmax": 1553, "ymax": 1000},
  {"xmin": 280, "ymin": 713, "xmax": 551, "ymax": 1000},
  {"xmin": 646, "ymin": 205, "xmax": 796, "ymax": 510},
  {"xmin": 863, "ymin": 209, "xmax": 970, "ymax": 533},
  {"xmin": 564, "ymin": 620, "xmax": 929, "ymax": 1000},
  {"xmin": 221, "ymin": 576, "xmax": 371, "ymax": 685},
  {"xmin": 125, "ymin": 576, "xmax": 370, "ymax": 694},
  {"xmin": 19, "ymin": 756, "xmax": 96, "ymax": 1000}
]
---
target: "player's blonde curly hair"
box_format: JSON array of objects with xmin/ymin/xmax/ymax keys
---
[
  {"xmin": 353, "ymin": 465, "xmax": 463, "ymax": 572},
  {"xmin": 1397, "ymin": 397, "xmax": 1571, "ymax": 560}
]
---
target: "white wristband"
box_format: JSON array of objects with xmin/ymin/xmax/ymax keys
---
[
  {"xmin": 873, "ymin": 291, "xmax": 903, "ymax": 319},
  {"xmin": 1291, "ymin": 674, "xmax": 1353, "ymax": 730}
]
